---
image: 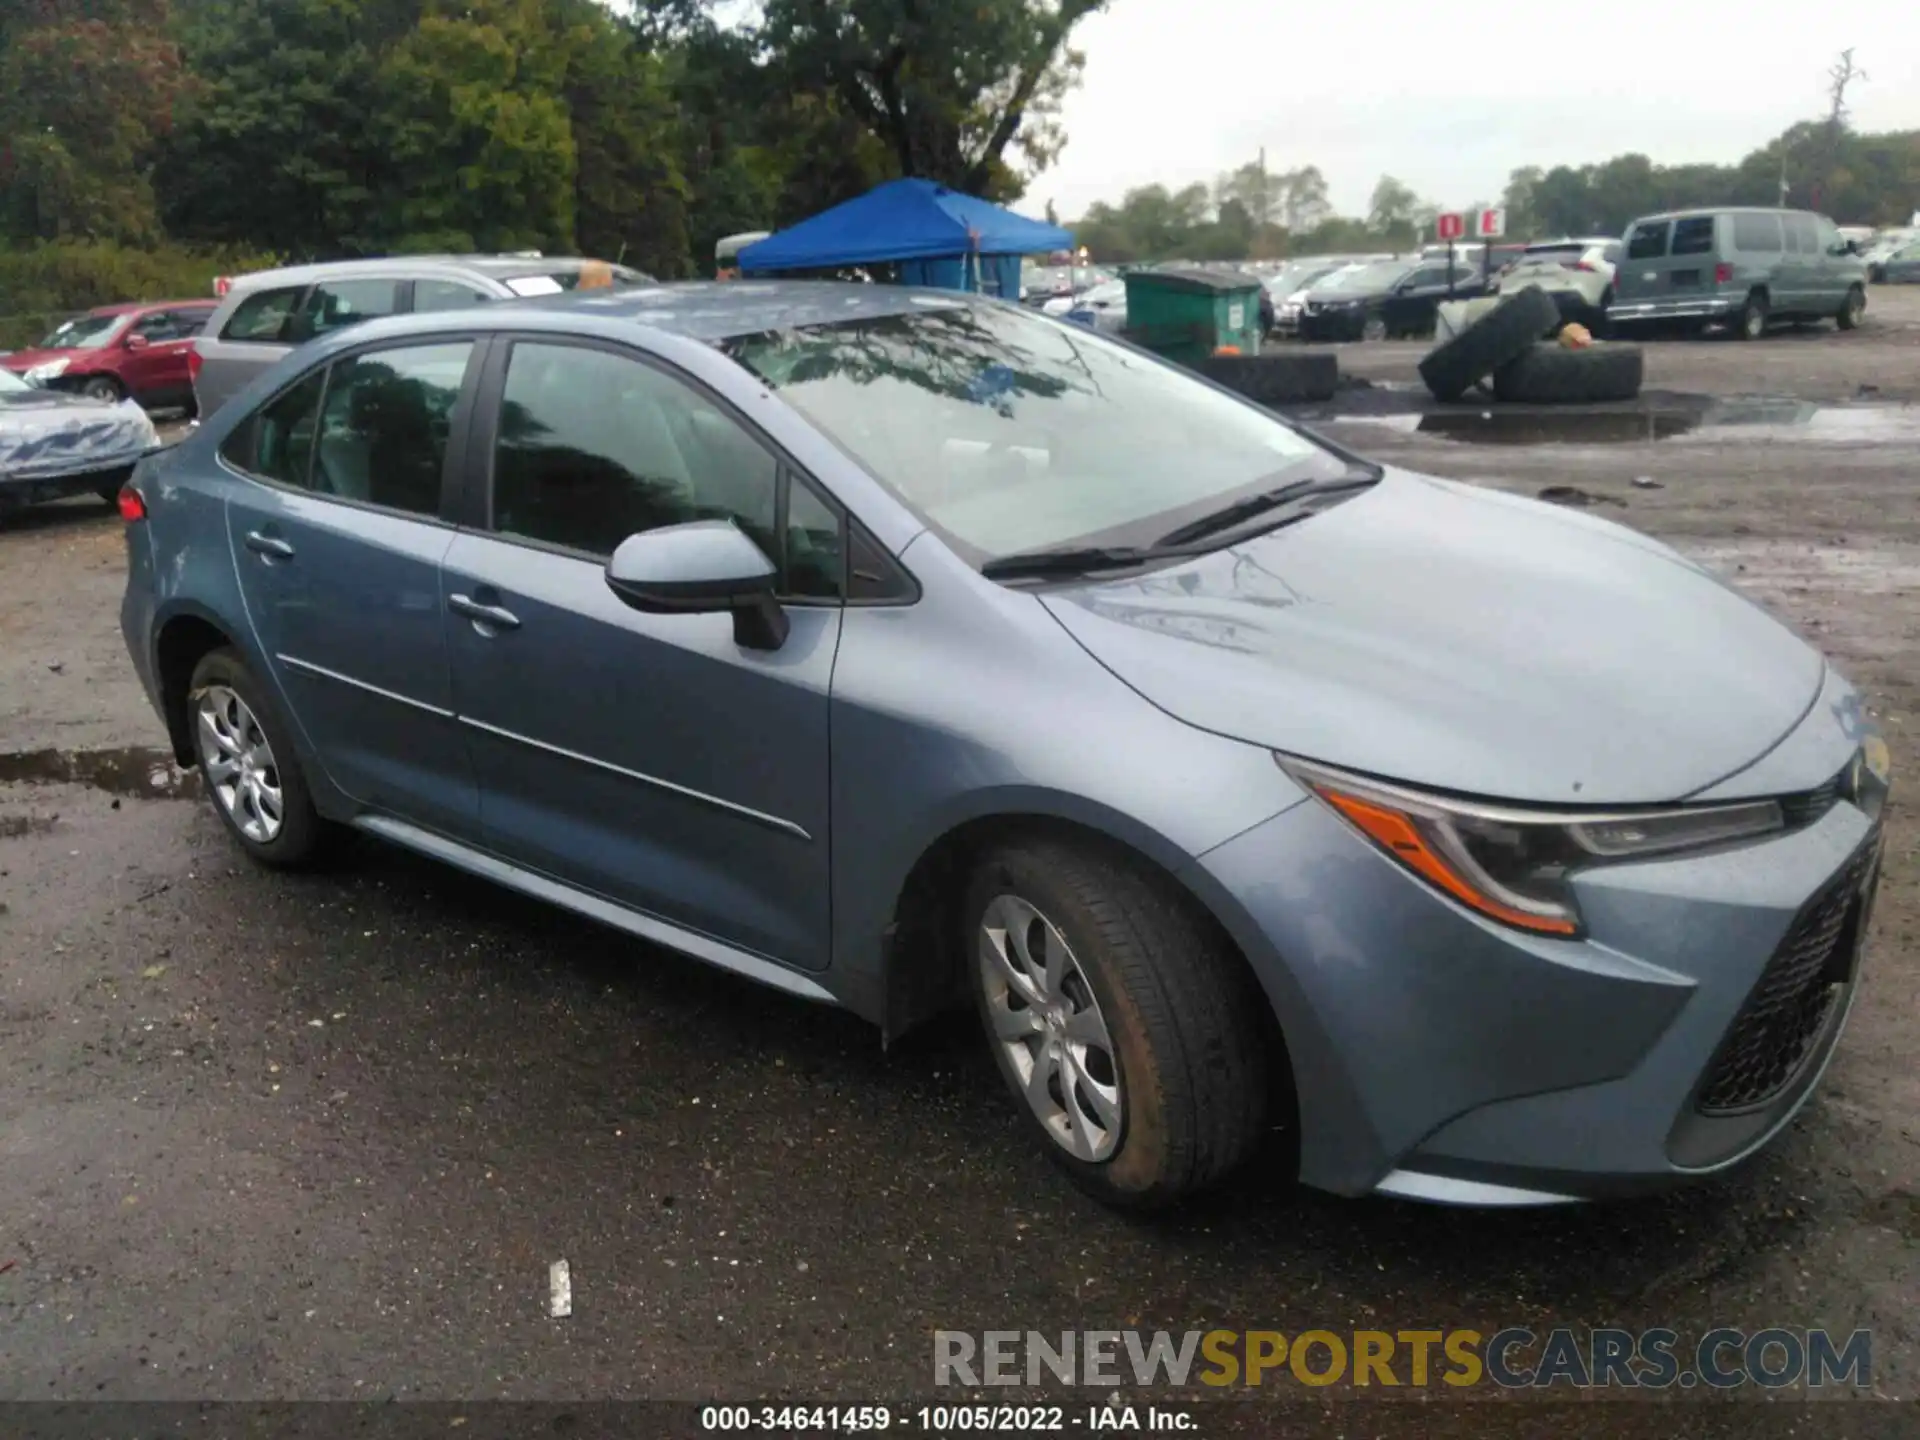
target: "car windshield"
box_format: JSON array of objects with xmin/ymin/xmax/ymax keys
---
[
  {"xmin": 722, "ymin": 302, "xmax": 1346, "ymax": 562},
  {"xmin": 1310, "ymin": 262, "xmax": 1408, "ymax": 294},
  {"xmin": 36, "ymin": 312, "xmax": 125, "ymax": 350}
]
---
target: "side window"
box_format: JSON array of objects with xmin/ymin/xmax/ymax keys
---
[
  {"xmin": 310, "ymin": 342, "xmax": 472, "ymax": 515},
  {"xmin": 1732, "ymin": 213, "xmax": 1782, "ymax": 252},
  {"xmin": 1626, "ymin": 221, "xmax": 1669, "ymax": 260},
  {"xmin": 295, "ymin": 278, "xmax": 401, "ymax": 341},
  {"xmin": 220, "ymin": 286, "xmax": 305, "ymax": 342},
  {"xmin": 490, "ymin": 342, "xmax": 780, "ymax": 567},
  {"xmin": 1784, "ymin": 215, "xmax": 1812, "ymax": 254},
  {"xmin": 1670, "ymin": 217, "xmax": 1716, "ymax": 256},
  {"xmin": 785, "ymin": 480, "xmax": 844, "ymax": 601},
  {"xmin": 414, "ymin": 278, "xmax": 495, "ymax": 313},
  {"xmin": 132, "ymin": 311, "xmax": 178, "ymax": 341},
  {"xmin": 222, "ymin": 368, "xmax": 325, "ymax": 487},
  {"xmin": 175, "ymin": 309, "xmax": 215, "ymax": 337}
]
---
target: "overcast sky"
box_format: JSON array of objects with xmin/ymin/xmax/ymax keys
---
[{"xmin": 1026, "ymin": 2, "xmax": 1920, "ymax": 221}]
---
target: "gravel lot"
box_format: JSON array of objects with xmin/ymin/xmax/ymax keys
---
[{"xmin": 2, "ymin": 291, "xmax": 1917, "ymax": 1424}]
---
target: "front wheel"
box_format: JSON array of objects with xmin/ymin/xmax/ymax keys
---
[
  {"xmin": 1837, "ymin": 285, "xmax": 1866, "ymax": 331},
  {"xmin": 79, "ymin": 375, "xmax": 125, "ymax": 404},
  {"xmin": 188, "ymin": 647, "xmax": 329, "ymax": 867},
  {"xmin": 1360, "ymin": 314, "xmax": 1388, "ymax": 342},
  {"xmin": 965, "ymin": 838, "xmax": 1270, "ymax": 1210}
]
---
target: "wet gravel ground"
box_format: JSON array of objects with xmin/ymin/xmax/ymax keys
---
[{"xmin": 2, "ymin": 294, "xmax": 1919, "ymax": 1421}]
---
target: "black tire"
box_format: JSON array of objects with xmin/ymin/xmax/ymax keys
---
[
  {"xmin": 79, "ymin": 374, "xmax": 125, "ymax": 404},
  {"xmin": 1198, "ymin": 351, "xmax": 1339, "ymax": 405},
  {"xmin": 1837, "ymin": 285, "xmax": 1866, "ymax": 331},
  {"xmin": 1417, "ymin": 285, "xmax": 1560, "ymax": 402},
  {"xmin": 187, "ymin": 647, "xmax": 329, "ymax": 867},
  {"xmin": 1491, "ymin": 341, "xmax": 1645, "ymax": 404},
  {"xmin": 964, "ymin": 838, "xmax": 1269, "ymax": 1210},
  {"xmin": 1734, "ymin": 291, "xmax": 1769, "ymax": 341}
]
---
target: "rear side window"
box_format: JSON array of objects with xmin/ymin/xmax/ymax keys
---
[
  {"xmin": 1788, "ymin": 215, "xmax": 1820, "ymax": 254},
  {"xmin": 414, "ymin": 279, "xmax": 495, "ymax": 312},
  {"xmin": 1671, "ymin": 217, "xmax": 1716, "ymax": 255},
  {"xmin": 1626, "ymin": 221, "xmax": 1669, "ymax": 259},
  {"xmin": 221, "ymin": 369, "xmax": 325, "ymax": 485},
  {"xmin": 1732, "ymin": 214, "xmax": 1782, "ymax": 252},
  {"xmin": 294, "ymin": 279, "xmax": 401, "ymax": 341},
  {"xmin": 220, "ymin": 286, "xmax": 306, "ymax": 342},
  {"xmin": 310, "ymin": 343, "xmax": 472, "ymax": 516}
]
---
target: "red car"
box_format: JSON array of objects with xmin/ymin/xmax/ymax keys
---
[{"xmin": 2, "ymin": 300, "xmax": 218, "ymax": 414}]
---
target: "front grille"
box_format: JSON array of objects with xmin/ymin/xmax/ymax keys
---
[
  {"xmin": 1696, "ymin": 836, "xmax": 1880, "ymax": 1114},
  {"xmin": 1779, "ymin": 770, "xmax": 1845, "ymax": 830}
]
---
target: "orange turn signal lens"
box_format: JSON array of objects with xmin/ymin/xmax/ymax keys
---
[{"xmin": 1316, "ymin": 787, "xmax": 1580, "ymax": 936}]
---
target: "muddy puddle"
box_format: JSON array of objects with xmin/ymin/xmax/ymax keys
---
[
  {"xmin": 1324, "ymin": 396, "xmax": 1920, "ymax": 447},
  {"xmin": 0, "ymin": 746, "xmax": 198, "ymax": 798}
]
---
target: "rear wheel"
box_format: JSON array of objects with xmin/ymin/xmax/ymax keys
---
[
  {"xmin": 1735, "ymin": 291, "xmax": 1769, "ymax": 340},
  {"xmin": 1837, "ymin": 285, "xmax": 1866, "ymax": 331},
  {"xmin": 188, "ymin": 647, "xmax": 329, "ymax": 867},
  {"xmin": 965, "ymin": 838, "xmax": 1269, "ymax": 1210}
]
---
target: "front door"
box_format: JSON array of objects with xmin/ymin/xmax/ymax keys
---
[
  {"xmin": 223, "ymin": 339, "xmax": 482, "ymax": 840},
  {"xmin": 442, "ymin": 337, "xmax": 841, "ymax": 970}
]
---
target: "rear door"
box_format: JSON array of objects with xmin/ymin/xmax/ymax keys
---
[
  {"xmin": 196, "ymin": 283, "xmax": 308, "ymax": 418},
  {"xmin": 121, "ymin": 308, "xmax": 209, "ymax": 407},
  {"xmin": 1617, "ymin": 219, "xmax": 1672, "ymax": 303},
  {"xmin": 221, "ymin": 337, "xmax": 484, "ymax": 839},
  {"xmin": 440, "ymin": 335, "xmax": 841, "ymax": 970}
]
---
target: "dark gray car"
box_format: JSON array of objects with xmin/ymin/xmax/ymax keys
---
[
  {"xmin": 120, "ymin": 283, "xmax": 1892, "ymax": 1211},
  {"xmin": 1608, "ymin": 207, "xmax": 1868, "ymax": 337},
  {"xmin": 192, "ymin": 254, "xmax": 654, "ymax": 418}
]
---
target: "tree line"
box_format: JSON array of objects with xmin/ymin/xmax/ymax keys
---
[
  {"xmin": 0, "ymin": 0, "xmax": 1107, "ymax": 281},
  {"xmin": 0, "ymin": 3, "xmax": 1913, "ymax": 285}
]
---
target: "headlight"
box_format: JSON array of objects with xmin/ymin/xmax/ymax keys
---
[
  {"xmin": 1275, "ymin": 756, "xmax": 1785, "ymax": 938},
  {"xmin": 25, "ymin": 357, "xmax": 69, "ymax": 382}
]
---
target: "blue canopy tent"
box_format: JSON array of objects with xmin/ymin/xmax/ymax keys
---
[{"xmin": 736, "ymin": 178, "xmax": 1072, "ymax": 299}]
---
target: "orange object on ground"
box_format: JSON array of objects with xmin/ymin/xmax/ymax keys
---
[{"xmin": 1558, "ymin": 322, "xmax": 1593, "ymax": 349}]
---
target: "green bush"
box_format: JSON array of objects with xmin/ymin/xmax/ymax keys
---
[{"xmin": 0, "ymin": 240, "xmax": 281, "ymax": 350}]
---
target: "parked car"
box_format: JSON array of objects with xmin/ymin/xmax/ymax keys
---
[
  {"xmin": 2, "ymin": 301, "xmax": 217, "ymax": 413},
  {"xmin": 1863, "ymin": 230, "xmax": 1919, "ymax": 282},
  {"xmin": 117, "ymin": 283, "xmax": 1895, "ymax": 1210},
  {"xmin": 1878, "ymin": 241, "xmax": 1920, "ymax": 284},
  {"xmin": 191, "ymin": 254, "xmax": 654, "ymax": 418},
  {"xmin": 0, "ymin": 364, "xmax": 160, "ymax": 518},
  {"xmin": 123, "ymin": 288, "xmax": 1904, "ymax": 1213},
  {"xmin": 1263, "ymin": 261, "xmax": 1349, "ymax": 337},
  {"xmin": 1495, "ymin": 238, "xmax": 1623, "ymax": 329},
  {"xmin": 1061, "ymin": 278, "xmax": 1128, "ymax": 332},
  {"xmin": 1608, "ymin": 207, "xmax": 1868, "ymax": 338},
  {"xmin": 1296, "ymin": 259, "xmax": 1487, "ymax": 341}
]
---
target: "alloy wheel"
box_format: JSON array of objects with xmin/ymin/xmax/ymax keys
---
[
  {"xmin": 196, "ymin": 685, "xmax": 284, "ymax": 843},
  {"xmin": 978, "ymin": 894, "xmax": 1124, "ymax": 1162},
  {"xmin": 1362, "ymin": 316, "xmax": 1387, "ymax": 342}
]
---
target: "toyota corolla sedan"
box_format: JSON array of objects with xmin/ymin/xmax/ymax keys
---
[{"xmin": 117, "ymin": 283, "xmax": 1890, "ymax": 1211}]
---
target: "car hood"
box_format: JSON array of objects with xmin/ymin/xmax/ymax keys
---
[
  {"xmin": 0, "ymin": 387, "xmax": 158, "ymax": 476},
  {"xmin": 0, "ymin": 346, "xmax": 86, "ymax": 372},
  {"xmin": 1040, "ymin": 469, "xmax": 1824, "ymax": 805}
]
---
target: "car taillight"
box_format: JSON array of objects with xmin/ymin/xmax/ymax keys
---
[
  {"xmin": 187, "ymin": 346, "xmax": 203, "ymax": 381},
  {"xmin": 1573, "ymin": 261, "xmax": 1595, "ymax": 272},
  {"xmin": 1715, "ymin": 262, "xmax": 1735, "ymax": 284},
  {"xmin": 117, "ymin": 484, "xmax": 147, "ymax": 522}
]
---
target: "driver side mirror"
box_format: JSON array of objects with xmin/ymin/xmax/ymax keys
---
[
  {"xmin": 604, "ymin": 520, "xmax": 789, "ymax": 651},
  {"xmin": 124, "ymin": 333, "xmax": 151, "ymax": 351}
]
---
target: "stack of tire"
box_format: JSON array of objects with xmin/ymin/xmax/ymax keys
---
[
  {"xmin": 1199, "ymin": 350, "xmax": 1340, "ymax": 406},
  {"xmin": 1418, "ymin": 285, "xmax": 1644, "ymax": 404}
]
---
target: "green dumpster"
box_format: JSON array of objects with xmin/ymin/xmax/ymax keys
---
[{"xmin": 1121, "ymin": 268, "xmax": 1263, "ymax": 366}]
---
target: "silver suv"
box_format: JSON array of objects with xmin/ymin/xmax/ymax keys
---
[{"xmin": 191, "ymin": 254, "xmax": 653, "ymax": 417}]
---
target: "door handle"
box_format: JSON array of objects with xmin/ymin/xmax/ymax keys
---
[
  {"xmin": 449, "ymin": 593, "xmax": 521, "ymax": 631},
  {"xmin": 245, "ymin": 531, "xmax": 295, "ymax": 560}
]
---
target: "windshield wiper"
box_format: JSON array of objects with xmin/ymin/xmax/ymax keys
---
[
  {"xmin": 979, "ymin": 544, "xmax": 1173, "ymax": 581},
  {"xmin": 1153, "ymin": 471, "xmax": 1380, "ymax": 548}
]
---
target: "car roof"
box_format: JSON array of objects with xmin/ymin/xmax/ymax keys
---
[
  {"xmin": 221, "ymin": 254, "xmax": 632, "ymax": 293},
  {"xmin": 1630, "ymin": 206, "xmax": 1815, "ymax": 224},
  {"xmin": 86, "ymin": 298, "xmax": 217, "ymax": 317},
  {"xmin": 491, "ymin": 280, "xmax": 976, "ymax": 341}
]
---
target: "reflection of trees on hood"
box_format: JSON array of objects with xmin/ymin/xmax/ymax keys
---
[{"xmin": 729, "ymin": 310, "xmax": 1080, "ymax": 415}]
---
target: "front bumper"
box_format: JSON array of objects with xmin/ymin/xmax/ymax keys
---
[
  {"xmin": 1609, "ymin": 293, "xmax": 1740, "ymax": 323},
  {"xmin": 1190, "ymin": 769, "xmax": 1885, "ymax": 1203},
  {"xmin": 1296, "ymin": 307, "xmax": 1367, "ymax": 341}
]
